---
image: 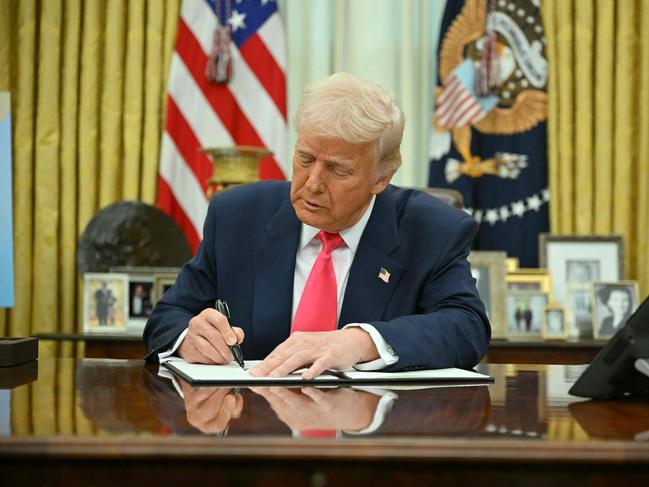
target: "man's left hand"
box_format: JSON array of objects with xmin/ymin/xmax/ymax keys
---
[{"xmin": 248, "ymin": 328, "xmax": 379, "ymax": 380}]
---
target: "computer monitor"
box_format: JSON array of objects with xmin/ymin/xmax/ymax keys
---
[{"xmin": 569, "ymin": 294, "xmax": 649, "ymax": 399}]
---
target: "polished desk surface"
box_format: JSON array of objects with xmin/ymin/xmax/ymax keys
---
[
  {"xmin": 1, "ymin": 359, "xmax": 648, "ymax": 484},
  {"xmin": 36, "ymin": 333, "xmax": 605, "ymax": 364}
]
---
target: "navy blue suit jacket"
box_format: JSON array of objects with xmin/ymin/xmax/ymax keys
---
[{"xmin": 144, "ymin": 181, "xmax": 490, "ymax": 370}]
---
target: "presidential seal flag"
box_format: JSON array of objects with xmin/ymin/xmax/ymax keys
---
[
  {"xmin": 428, "ymin": 0, "xmax": 549, "ymax": 267},
  {"xmin": 158, "ymin": 0, "xmax": 287, "ymax": 252}
]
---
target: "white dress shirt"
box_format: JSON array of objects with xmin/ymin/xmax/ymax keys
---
[{"xmin": 159, "ymin": 195, "xmax": 399, "ymax": 369}]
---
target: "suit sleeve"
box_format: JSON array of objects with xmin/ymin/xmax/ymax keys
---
[
  {"xmin": 142, "ymin": 198, "xmax": 221, "ymax": 362},
  {"xmin": 369, "ymin": 215, "xmax": 490, "ymax": 371}
]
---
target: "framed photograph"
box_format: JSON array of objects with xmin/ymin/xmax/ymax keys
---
[
  {"xmin": 468, "ymin": 251, "xmax": 507, "ymax": 339},
  {"xmin": 153, "ymin": 272, "xmax": 179, "ymax": 303},
  {"xmin": 506, "ymin": 269, "xmax": 553, "ymax": 299},
  {"xmin": 591, "ymin": 281, "xmax": 640, "ymax": 340},
  {"xmin": 126, "ymin": 274, "xmax": 154, "ymax": 332},
  {"xmin": 505, "ymin": 257, "xmax": 519, "ymax": 273},
  {"xmin": 539, "ymin": 234, "xmax": 624, "ymax": 309},
  {"xmin": 506, "ymin": 290, "xmax": 549, "ymax": 339},
  {"xmin": 83, "ymin": 273, "xmax": 129, "ymax": 334},
  {"xmin": 110, "ymin": 266, "xmax": 181, "ymax": 333},
  {"xmin": 566, "ymin": 284, "xmax": 594, "ymax": 338},
  {"xmin": 542, "ymin": 305, "xmax": 568, "ymax": 340}
]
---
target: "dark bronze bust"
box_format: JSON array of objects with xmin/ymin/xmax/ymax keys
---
[{"xmin": 77, "ymin": 201, "xmax": 192, "ymax": 274}]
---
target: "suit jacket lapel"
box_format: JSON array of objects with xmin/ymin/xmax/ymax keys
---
[
  {"xmin": 339, "ymin": 189, "xmax": 403, "ymax": 326},
  {"xmin": 252, "ymin": 199, "xmax": 300, "ymax": 358}
]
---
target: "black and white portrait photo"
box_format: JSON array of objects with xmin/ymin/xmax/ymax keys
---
[
  {"xmin": 592, "ymin": 282, "xmax": 639, "ymax": 340},
  {"xmin": 566, "ymin": 259, "xmax": 600, "ymax": 286}
]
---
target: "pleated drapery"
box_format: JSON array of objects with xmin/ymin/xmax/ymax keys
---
[
  {"xmin": 0, "ymin": 0, "xmax": 181, "ymax": 356},
  {"xmin": 544, "ymin": 0, "xmax": 649, "ymax": 297}
]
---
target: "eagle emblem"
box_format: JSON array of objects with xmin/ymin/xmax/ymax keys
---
[{"xmin": 431, "ymin": 0, "xmax": 547, "ymax": 182}]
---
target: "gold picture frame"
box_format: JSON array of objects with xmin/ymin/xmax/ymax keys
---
[
  {"xmin": 542, "ymin": 305, "xmax": 568, "ymax": 340},
  {"xmin": 506, "ymin": 268, "xmax": 553, "ymax": 302},
  {"xmin": 505, "ymin": 289, "xmax": 549, "ymax": 339},
  {"xmin": 153, "ymin": 272, "xmax": 180, "ymax": 305},
  {"xmin": 468, "ymin": 251, "xmax": 508, "ymax": 339},
  {"xmin": 83, "ymin": 273, "xmax": 129, "ymax": 334},
  {"xmin": 505, "ymin": 257, "xmax": 519, "ymax": 273}
]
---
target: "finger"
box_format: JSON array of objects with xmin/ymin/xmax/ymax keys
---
[
  {"xmin": 209, "ymin": 394, "xmax": 237, "ymax": 432},
  {"xmin": 300, "ymin": 387, "xmax": 326, "ymax": 403},
  {"xmin": 249, "ymin": 386, "xmax": 270, "ymax": 397},
  {"xmin": 248, "ymin": 350, "xmax": 290, "ymax": 377},
  {"xmin": 195, "ymin": 318, "xmax": 235, "ymax": 361},
  {"xmin": 268, "ymin": 351, "xmax": 312, "ymax": 377},
  {"xmin": 189, "ymin": 333, "xmax": 231, "ymax": 364},
  {"xmin": 232, "ymin": 327, "xmax": 245, "ymax": 344},
  {"xmin": 204, "ymin": 309, "xmax": 239, "ymax": 346},
  {"xmin": 302, "ymin": 356, "xmax": 330, "ymax": 380},
  {"xmin": 231, "ymin": 394, "xmax": 244, "ymax": 418},
  {"xmin": 193, "ymin": 320, "xmax": 235, "ymax": 363},
  {"xmin": 180, "ymin": 338, "xmax": 220, "ymax": 364}
]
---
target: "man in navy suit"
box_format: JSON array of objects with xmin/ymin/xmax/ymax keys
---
[{"xmin": 144, "ymin": 73, "xmax": 490, "ymax": 378}]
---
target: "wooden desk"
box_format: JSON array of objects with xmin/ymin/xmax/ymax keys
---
[
  {"xmin": 0, "ymin": 359, "xmax": 648, "ymax": 485},
  {"xmin": 36, "ymin": 333, "xmax": 604, "ymax": 364},
  {"xmin": 36, "ymin": 333, "xmax": 146, "ymax": 359},
  {"xmin": 486, "ymin": 339, "xmax": 603, "ymax": 364}
]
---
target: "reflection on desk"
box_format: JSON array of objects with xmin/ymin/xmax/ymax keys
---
[
  {"xmin": 1, "ymin": 359, "xmax": 648, "ymax": 485},
  {"xmin": 147, "ymin": 366, "xmax": 491, "ymax": 437}
]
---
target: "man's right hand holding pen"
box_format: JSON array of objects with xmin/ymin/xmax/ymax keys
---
[{"xmin": 178, "ymin": 306, "xmax": 245, "ymax": 365}]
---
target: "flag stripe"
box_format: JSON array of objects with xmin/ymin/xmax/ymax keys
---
[
  {"xmin": 168, "ymin": 52, "xmax": 233, "ymax": 147},
  {"xmin": 159, "ymin": 133, "xmax": 209, "ymax": 237},
  {"xmin": 239, "ymin": 33, "xmax": 287, "ymax": 118},
  {"xmin": 176, "ymin": 21, "xmax": 265, "ymax": 146},
  {"xmin": 157, "ymin": 175, "xmax": 201, "ymax": 251},
  {"xmin": 449, "ymin": 96, "xmax": 480, "ymax": 125},
  {"xmin": 175, "ymin": 20, "xmax": 286, "ymax": 178},
  {"xmin": 159, "ymin": 0, "xmax": 288, "ymax": 251},
  {"xmin": 257, "ymin": 12, "xmax": 287, "ymax": 70},
  {"xmin": 181, "ymin": 5, "xmax": 288, "ymax": 173},
  {"xmin": 436, "ymin": 77, "xmax": 461, "ymax": 106},
  {"xmin": 165, "ymin": 97, "xmax": 212, "ymax": 192},
  {"xmin": 438, "ymin": 89, "xmax": 472, "ymax": 126}
]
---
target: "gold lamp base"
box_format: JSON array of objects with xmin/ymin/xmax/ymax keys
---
[{"xmin": 201, "ymin": 146, "xmax": 272, "ymax": 198}]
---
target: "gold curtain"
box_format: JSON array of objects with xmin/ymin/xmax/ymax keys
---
[
  {"xmin": 0, "ymin": 0, "xmax": 181, "ymax": 356},
  {"xmin": 544, "ymin": 0, "xmax": 649, "ymax": 298}
]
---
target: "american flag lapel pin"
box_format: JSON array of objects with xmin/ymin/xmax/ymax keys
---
[{"xmin": 378, "ymin": 267, "xmax": 391, "ymax": 283}]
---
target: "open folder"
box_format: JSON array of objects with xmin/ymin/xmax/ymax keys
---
[{"xmin": 163, "ymin": 359, "xmax": 494, "ymax": 385}]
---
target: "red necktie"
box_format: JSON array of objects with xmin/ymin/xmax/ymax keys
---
[{"xmin": 291, "ymin": 231, "xmax": 344, "ymax": 334}]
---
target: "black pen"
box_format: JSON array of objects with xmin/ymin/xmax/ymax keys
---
[{"xmin": 215, "ymin": 299, "xmax": 245, "ymax": 369}]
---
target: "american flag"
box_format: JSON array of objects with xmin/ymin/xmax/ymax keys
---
[
  {"xmin": 435, "ymin": 59, "xmax": 498, "ymax": 128},
  {"xmin": 158, "ymin": 0, "xmax": 288, "ymax": 251}
]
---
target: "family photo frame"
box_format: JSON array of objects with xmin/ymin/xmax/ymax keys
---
[
  {"xmin": 82, "ymin": 266, "xmax": 182, "ymax": 335},
  {"xmin": 591, "ymin": 281, "xmax": 640, "ymax": 340},
  {"xmin": 468, "ymin": 251, "xmax": 507, "ymax": 339},
  {"xmin": 542, "ymin": 305, "xmax": 568, "ymax": 340},
  {"xmin": 83, "ymin": 273, "xmax": 129, "ymax": 334},
  {"xmin": 506, "ymin": 269, "xmax": 553, "ymax": 297},
  {"xmin": 539, "ymin": 234, "xmax": 624, "ymax": 339},
  {"xmin": 153, "ymin": 272, "xmax": 180, "ymax": 304},
  {"xmin": 506, "ymin": 289, "xmax": 549, "ymax": 339}
]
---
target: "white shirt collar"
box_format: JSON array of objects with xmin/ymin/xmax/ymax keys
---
[{"xmin": 299, "ymin": 195, "xmax": 376, "ymax": 254}]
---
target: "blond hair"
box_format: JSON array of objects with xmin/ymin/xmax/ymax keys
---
[{"xmin": 294, "ymin": 73, "xmax": 405, "ymax": 176}]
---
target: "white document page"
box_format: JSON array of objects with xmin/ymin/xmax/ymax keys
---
[{"xmin": 163, "ymin": 359, "xmax": 493, "ymax": 384}]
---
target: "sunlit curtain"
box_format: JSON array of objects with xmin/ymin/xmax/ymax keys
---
[
  {"xmin": 279, "ymin": 0, "xmax": 446, "ymax": 187},
  {"xmin": 0, "ymin": 0, "xmax": 181, "ymax": 356},
  {"xmin": 543, "ymin": 0, "xmax": 649, "ymax": 297}
]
